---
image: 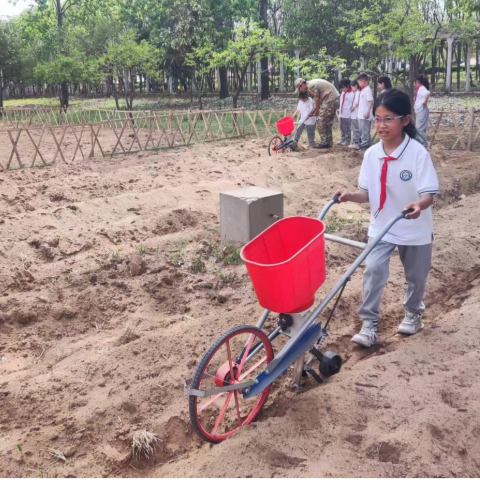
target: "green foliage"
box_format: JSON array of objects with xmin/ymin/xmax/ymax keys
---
[
  {"xmin": 35, "ymin": 52, "xmax": 100, "ymax": 85},
  {"xmin": 294, "ymin": 48, "xmax": 346, "ymax": 79}
]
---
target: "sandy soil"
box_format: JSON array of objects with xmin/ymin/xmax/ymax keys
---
[{"xmin": 1, "ymin": 137, "xmax": 480, "ymax": 477}]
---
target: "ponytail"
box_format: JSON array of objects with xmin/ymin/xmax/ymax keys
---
[{"xmin": 373, "ymin": 89, "xmax": 417, "ymax": 140}]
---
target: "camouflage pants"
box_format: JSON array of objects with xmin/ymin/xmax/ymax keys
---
[{"xmin": 316, "ymin": 96, "xmax": 340, "ymax": 146}]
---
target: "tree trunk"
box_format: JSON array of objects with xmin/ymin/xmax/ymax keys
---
[
  {"xmin": 110, "ymin": 76, "xmax": 120, "ymax": 110},
  {"xmin": 431, "ymin": 48, "xmax": 436, "ymax": 89},
  {"xmin": 259, "ymin": 0, "xmax": 269, "ymax": 100},
  {"xmin": 408, "ymin": 54, "xmax": 417, "ymax": 100},
  {"xmin": 56, "ymin": 0, "xmax": 69, "ymax": 109},
  {"xmin": 219, "ymin": 66, "xmax": 229, "ymax": 99},
  {"xmin": 192, "ymin": 72, "xmax": 203, "ymax": 110},
  {"xmin": 457, "ymin": 41, "xmax": 461, "ymax": 91},
  {"xmin": 60, "ymin": 82, "xmax": 69, "ymax": 109}
]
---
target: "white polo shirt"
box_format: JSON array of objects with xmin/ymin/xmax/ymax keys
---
[
  {"xmin": 358, "ymin": 135, "xmax": 439, "ymax": 245},
  {"xmin": 414, "ymin": 85, "xmax": 430, "ymax": 114},
  {"xmin": 297, "ymin": 98, "xmax": 316, "ymax": 125},
  {"xmin": 358, "ymin": 85, "xmax": 373, "ymax": 120},
  {"xmin": 339, "ymin": 90, "xmax": 354, "ymax": 119},
  {"xmin": 351, "ymin": 90, "xmax": 360, "ymax": 120}
]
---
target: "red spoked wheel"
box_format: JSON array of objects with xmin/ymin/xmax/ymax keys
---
[
  {"xmin": 268, "ymin": 136, "xmax": 286, "ymax": 156},
  {"xmin": 189, "ymin": 326, "xmax": 274, "ymax": 443}
]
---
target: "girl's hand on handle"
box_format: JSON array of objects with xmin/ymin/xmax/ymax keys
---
[
  {"xmin": 332, "ymin": 190, "xmax": 350, "ymax": 203},
  {"xmin": 404, "ymin": 202, "xmax": 421, "ymax": 219}
]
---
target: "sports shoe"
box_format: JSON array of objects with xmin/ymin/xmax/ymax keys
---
[
  {"xmin": 348, "ymin": 143, "xmax": 360, "ymax": 150},
  {"xmin": 351, "ymin": 320, "xmax": 378, "ymax": 348},
  {"xmin": 337, "ymin": 140, "xmax": 344, "ymax": 145},
  {"xmin": 314, "ymin": 144, "xmax": 332, "ymax": 149},
  {"xmin": 397, "ymin": 312, "xmax": 424, "ymax": 335}
]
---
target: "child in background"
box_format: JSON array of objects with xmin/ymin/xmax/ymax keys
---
[
  {"xmin": 356, "ymin": 73, "xmax": 374, "ymax": 152},
  {"xmin": 378, "ymin": 75, "xmax": 393, "ymax": 94},
  {"xmin": 414, "ymin": 75, "xmax": 431, "ymax": 149},
  {"xmin": 349, "ymin": 80, "xmax": 361, "ymax": 149},
  {"xmin": 292, "ymin": 91, "xmax": 316, "ymax": 149},
  {"xmin": 338, "ymin": 78, "xmax": 355, "ymax": 146},
  {"xmin": 333, "ymin": 89, "xmax": 439, "ymax": 347}
]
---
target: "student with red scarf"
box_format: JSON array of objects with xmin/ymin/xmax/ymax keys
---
[
  {"xmin": 338, "ymin": 78, "xmax": 355, "ymax": 146},
  {"xmin": 332, "ymin": 89, "xmax": 439, "ymax": 348}
]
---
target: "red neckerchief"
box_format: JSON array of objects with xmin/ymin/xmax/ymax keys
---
[
  {"xmin": 374, "ymin": 137, "xmax": 411, "ymax": 218},
  {"xmin": 340, "ymin": 89, "xmax": 352, "ymax": 113},
  {"xmin": 414, "ymin": 84, "xmax": 422, "ymax": 102}
]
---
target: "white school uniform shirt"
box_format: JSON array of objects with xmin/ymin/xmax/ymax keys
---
[
  {"xmin": 358, "ymin": 134, "xmax": 439, "ymax": 245},
  {"xmin": 297, "ymin": 98, "xmax": 316, "ymax": 125},
  {"xmin": 351, "ymin": 90, "xmax": 360, "ymax": 120},
  {"xmin": 414, "ymin": 85, "xmax": 430, "ymax": 114},
  {"xmin": 339, "ymin": 90, "xmax": 354, "ymax": 119},
  {"xmin": 358, "ymin": 85, "xmax": 374, "ymax": 120}
]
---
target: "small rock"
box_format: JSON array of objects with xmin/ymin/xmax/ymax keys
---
[
  {"xmin": 127, "ymin": 253, "xmax": 146, "ymax": 277},
  {"xmin": 25, "ymin": 204, "xmax": 35, "ymax": 212},
  {"xmin": 47, "ymin": 237, "xmax": 60, "ymax": 248},
  {"xmin": 63, "ymin": 446, "xmax": 77, "ymax": 458},
  {"xmin": 383, "ymin": 403, "xmax": 392, "ymax": 409}
]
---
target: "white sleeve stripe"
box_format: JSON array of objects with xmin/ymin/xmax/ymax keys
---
[{"xmin": 419, "ymin": 189, "xmax": 439, "ymax": 195}]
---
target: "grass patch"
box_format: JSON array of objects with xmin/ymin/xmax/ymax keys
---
[
  {"xmin": 325, "ymin": 212, "xmax": 368, "ymax": 234},
  {"xmin": 132, "ymin": 430, "xmax": 158, "ymax": 459}
]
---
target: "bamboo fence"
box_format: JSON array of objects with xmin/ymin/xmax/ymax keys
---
[{"xmin": 0, "ymin": 107, "xmax": 479, "ymax": 171}]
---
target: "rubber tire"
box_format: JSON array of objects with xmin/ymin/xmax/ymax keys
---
[
  {"xmin": 268, "ymin": 136, "xmax": 284, "ymax": 156},
  {"xmin": 189, "ymin": 325, "xmax": 274, "ymax": 444}
]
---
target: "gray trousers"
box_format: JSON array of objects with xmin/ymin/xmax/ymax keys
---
[
  {"xmin": 359, "ymin": 240, "xmax": 432, "ymax": 322},
  {"xmin": 359, "ymin": 119, "xmax": 372, "ymax": 149},
  {"xmin": 340, "ymin": 118, "xmax": 352, "ymax": 144},
  {"xmin": 416, "ymin": 108, "xmax": 429, "ymax": 149},
  {"xmin": 294, "ymin": 122, "xmax": 316, "ymax": 148},
  {"xmin": 352, "ymin": 119, "xmax": 361, "ymax": 145}
]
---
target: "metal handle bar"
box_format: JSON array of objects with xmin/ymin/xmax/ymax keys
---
[{"xmin": 265, "ymin": 206, "xmax": 414, "ymax": 374}]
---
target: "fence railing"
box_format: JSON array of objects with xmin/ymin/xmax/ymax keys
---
[
  {"xmin": 1, "ymin": 107, "xmax": 479, "ymax": 171},
  {"xmin": 0, "ymin": 109, "xmax": 289, "ymax": 171}
]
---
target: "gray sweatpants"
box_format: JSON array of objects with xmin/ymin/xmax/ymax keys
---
[
  {"xmin": 340, "ymin": 118, "xmax": 352, "ymax": 144},
  {"xmin": 359, "ymin": 240, "xmax": 432, "ymax": 322},
  {"xmin": 352, "ymin": 119, "xmax": 361, "ymax": 145},
  {"xmin": 359, "ymin": 119, "xmax": 372, "ymax": 149},
  {"xmin": 416, "ymin": 108, "xmax": 429, "ymax": 149},
  {"xmin": 294, "ymin": 122, "xmax": 316, "ymax": 148}
]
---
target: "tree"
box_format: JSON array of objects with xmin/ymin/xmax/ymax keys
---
[
  {"xmin": 206, "ymin": 23, "xmax": 284, "ymax": 108},
  {"xmin": 101, "ymin": 31, "xmax": 162, "ymax": 110}
]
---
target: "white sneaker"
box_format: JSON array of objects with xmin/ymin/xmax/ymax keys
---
[
  {"xmin": 351, "ymin": 320, "xmax": 378, "ymax": 347},
  {"xmin": 337, "ymin": 140, "xmax": 344, "ymax": 145},
  {"xmin": 397, "ymin": 312, "xmax": 424, "ymax": 335},
  {"xmin": 348, "ymin": 144, "xmax": 360, "ymax": 150}
]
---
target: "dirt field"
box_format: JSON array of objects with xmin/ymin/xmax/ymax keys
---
[{"xmin": 1, "ymin": 137, "xmax": 480, "ymax": 477}]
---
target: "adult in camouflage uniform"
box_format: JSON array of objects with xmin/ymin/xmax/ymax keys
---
[{"xmin": 295, "ymin": 78, "xmax": 340, "ymax": 149}]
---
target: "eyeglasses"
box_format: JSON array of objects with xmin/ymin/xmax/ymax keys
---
[{"xmin": 373, "ymin": 115, "xmax": 405, "ymax": 126}]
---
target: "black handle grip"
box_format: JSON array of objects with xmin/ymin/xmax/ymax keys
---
[
  {"xmin": 401, "ymin": 208, "xmax": 415, "ymax": 217},
  {"xmin": 332, "ymin": 194, "xmax": 341, "ymax": 204}
]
